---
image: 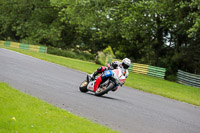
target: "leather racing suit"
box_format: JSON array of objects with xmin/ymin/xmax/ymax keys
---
[{"xmin": 92, "ymin": 61, "xmax": 129, "ymax": 92}]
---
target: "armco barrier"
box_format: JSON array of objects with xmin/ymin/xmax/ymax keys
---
[
  {"xmin": 19, "ymin": 43, "xmax": 29, "ymax": 50},
  {"xmin": 0, "ymin": 41, "xmax": 4, "ymax": 45},
  {"xmin": 132, "ymin": 63, "xmax": 149, "ymax": 75},
  {"xmin": 128, "ymin": 63, "xmax": 133, "ymax": 72},
  {"xmin": 148, "ymin": 65, "xmax": 166, "ymax": 78},
  {"xmin": 0, "ymin": 40, "xmax": 47, "ymax": 53},
  {"xmin": 106, "ymin": 58, "xmax": 166, "ymax": 79},
  {"xmin": 177, "ymin": 70, "xmax": 200, "ymax": 88}
]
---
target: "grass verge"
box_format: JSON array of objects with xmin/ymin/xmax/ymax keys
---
[
  {"xmin": 0, "ymin": 82, "xmax": 118, "ymax": 133},
  {"xmin": 1, "ymin": 46, "xmax": 200, "ymax": 106}
]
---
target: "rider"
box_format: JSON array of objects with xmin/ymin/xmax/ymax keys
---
[{"xmin": 90, "ymin": 58, "xmax": 131, "ymax": 92}]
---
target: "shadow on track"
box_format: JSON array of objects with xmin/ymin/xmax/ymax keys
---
[{"xmin": 81, "ymin": 91, "xmax": 127, "ymax": 102}]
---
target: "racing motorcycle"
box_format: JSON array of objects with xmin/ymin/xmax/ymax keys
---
[{"xmin": 79, "ymin": 67, "xmax": 126, "ymax": 96}]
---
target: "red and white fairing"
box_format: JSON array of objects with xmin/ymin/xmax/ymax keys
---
[
  {"xmin": 112, "ymin": 68, "xmax": 126, "ymax": 85},
  {"xmin": 87, "ymin": 67, "xmax": 127, "ymax": 92}
]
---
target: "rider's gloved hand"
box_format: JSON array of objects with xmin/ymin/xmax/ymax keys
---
[
  {"xmin": 108, "ymin": 66, "xmax": 114, "ymax": 70},
  {"xmin": 120, "ymin": 82, "xmax": 125, "ymax": 87},
  {"xmin": 120, "ymin": 83, "xmax": 123, "ymax": 87}
]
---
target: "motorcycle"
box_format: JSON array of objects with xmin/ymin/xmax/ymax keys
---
[{"xmin": 79, "ymin": 67, "xmax": 126, "ymax": 96}]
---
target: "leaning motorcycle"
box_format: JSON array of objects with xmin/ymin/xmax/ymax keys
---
[{"xmin": 79, "ymin": 67, "xmax": 126, "ymax": 96}]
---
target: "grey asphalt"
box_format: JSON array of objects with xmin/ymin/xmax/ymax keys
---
[{"xmin": 0, "ymin": 48, "xmax": 200, "ymax": 133}]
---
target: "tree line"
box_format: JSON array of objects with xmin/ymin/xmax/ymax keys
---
[{"xmin": 0, "ymin": 0, "xmax": 200, "ymax": 80}]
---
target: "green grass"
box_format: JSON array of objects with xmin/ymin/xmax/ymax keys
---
[
  {"xmin": 126, "ymin": 73, "xmax": 200, "ymax": 106},
  {"xmin": 1, "ymin": 46, "xmax": 200, "ymax": 106},
  {"xmin": 0, "ymin": 82, "xmax": 118, "ymax": 133}
]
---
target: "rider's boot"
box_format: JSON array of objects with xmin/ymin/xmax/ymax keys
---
[{"xmin": 91, "ymin": 71, "xmax": 98, "ymax": 80}]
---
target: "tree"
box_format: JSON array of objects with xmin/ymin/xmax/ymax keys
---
[{"xmin": 1, "ymin": 0, "xmax": 200, "ymax": 76}]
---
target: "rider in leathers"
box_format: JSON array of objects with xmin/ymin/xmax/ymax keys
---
[{"xmin": 91, "ymin": 58, "xmax": 131, "ymax": 92}]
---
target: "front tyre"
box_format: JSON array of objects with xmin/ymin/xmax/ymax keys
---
[
  {"xmin": 79, "ymin": 80, "xmax": 88, "ymax": 93},
  {"xmin": 95, "ymin": 82, "xmax": 115, "ymax": 96}
]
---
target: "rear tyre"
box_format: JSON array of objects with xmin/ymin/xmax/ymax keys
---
[
  {"xmin": 79, "ymin": 80, "xmax": 88, "ymax": 93},
  {"xmin": 95, "ymin": 82, "xmax": 115, "ymax": 96}
]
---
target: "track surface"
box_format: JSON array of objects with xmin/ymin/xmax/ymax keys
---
[{"xmin": 1, "ymin": 48, "xmax": 200, "ymax": 133}]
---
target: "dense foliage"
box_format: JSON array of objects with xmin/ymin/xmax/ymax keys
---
[
  {"xmin": 47, "ymin": 47, "xmax": 94, "ymax": 61},
  {"xmin": 0, "ymin": 0, "xmax": 200, "ymax": 79}
]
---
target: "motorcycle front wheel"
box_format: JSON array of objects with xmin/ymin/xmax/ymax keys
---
[
  {"xmin": 95, "ymin": 82, "xmax": 115, "ymax": 96},
  {"xmin": 79, "ymin": 80, "xmax": 88, "ymax": 93}
]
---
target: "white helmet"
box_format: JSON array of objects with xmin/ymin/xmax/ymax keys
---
[{"xmin": 122, "ymin": 58, "xmax": 131, "ymax": 69}]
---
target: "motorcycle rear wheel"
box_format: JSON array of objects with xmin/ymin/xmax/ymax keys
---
[
  {"xmin": 79, "ymin": 80, "xmax": 88, "ymax": 93},
  {"xmin": 95, "ymin": 82, "xmax": 115, "ymax": 96}
]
